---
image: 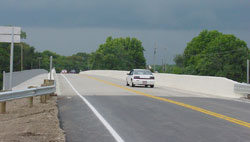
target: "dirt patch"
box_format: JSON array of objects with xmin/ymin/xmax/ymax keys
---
[{"xmin": 0, "ymin": 96, "xmax": 65, "ymax": 142}]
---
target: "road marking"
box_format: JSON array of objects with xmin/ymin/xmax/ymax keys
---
[
  {"xmin": 85, "ymin": 75, "xmax": 250, "ymax": 129},
  {"xmin": 61, "ymin": 74, "xmax": 124, "ymax": 142}
]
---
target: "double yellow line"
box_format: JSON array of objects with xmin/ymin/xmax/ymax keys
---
[{"xmin": 86, "ymin": 75, "xmax": 250, "ymax": 129}]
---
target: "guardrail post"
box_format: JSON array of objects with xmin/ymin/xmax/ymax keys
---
[
  {"xmin": 28, "ymin": 97, "xmax": 33, "ymax": 108},
  {"xmin": 41, "ymin": 83, "xmax": 50, "ymax": 101},
  {"xmin": 44, "ymin": 79, "xmax": 50, "ymax": 85},
  {"xmin": 27, "ymin": 86, "xmax": 37, "ymax": 107},
  {"xmin": 40, "ymin": 95, "xmax": 46, "ymax": 103},
  {"xmin": 40, "ymin": 79, "xmax": 55, "ymax": 103},
  {"xmin": 0, "ymin": 102, "xmax": 6, "ymax": 114},
  {"xmin": 44, "ymin": 79, "xmax": 54, "ymax": 86},
  {"xmin": 45, "ymin": 94, "xmax": 50, "ymax": 100},
  {"xmin": 30, "ymin": 97, "xmax": 33, "ymax": 107},
  {"xmin": 40, "ymin": 83, "xmax": 47, "ymax": 103},
  {"xmin": 44, "ymin": 79, "xmax": 55, "ymax": 100}
]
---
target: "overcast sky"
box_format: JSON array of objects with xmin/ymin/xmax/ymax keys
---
[{"xmin": 0, "ymin": 0, "xmax": 250, "ymax": 64}]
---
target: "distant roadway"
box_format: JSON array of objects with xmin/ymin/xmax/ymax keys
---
[{"xmin": 57, "ymin": 74, "xmax": 250, "ymax": 142}]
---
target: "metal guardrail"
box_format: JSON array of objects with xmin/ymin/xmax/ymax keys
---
[
  {"xmin": 234, "ymin": 83, "xmax": 250, "ymax": 98},
  {"xmin": 0, "ymin": 69, "xmax": 57, "ymax": 113},
  {"xmin": 0, "ymin": 84, "xmax": 56, "ymax": 102}
]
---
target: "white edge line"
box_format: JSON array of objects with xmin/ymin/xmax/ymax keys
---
[{"xmin": 61, "ymin": 74, "xmax": 124, "ymax": 142}]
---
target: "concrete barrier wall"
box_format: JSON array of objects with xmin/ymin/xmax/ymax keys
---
[
  {"xmin": 154, "ymin": 73, "xmax": 242, "ymax": 98},
  {"xmin": 81, "ymin": 70, "xmax": 242, "ymax": 98},
  {"xmin": 4, "ymin": 69, "xmax": 48, "ymax": 90},
  {"xmin": 81, "ymin": 70, "xmax": 127, "ymax": 80}
]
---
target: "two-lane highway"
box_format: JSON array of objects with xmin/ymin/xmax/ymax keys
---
[{"xmin": 57, "ymin": 74, "xmax": 250, "ymax": 142}]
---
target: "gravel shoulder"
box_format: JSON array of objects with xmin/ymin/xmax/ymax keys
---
[{"xmin": 0, "ymin": 74, "xmax": 65, "ymax": 142}]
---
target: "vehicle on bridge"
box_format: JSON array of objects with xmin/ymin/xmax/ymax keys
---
[
  {"xmin": 126, "ymin": 69, "xmax": 155, "ymax": 88},
  {"xmin": 61, "ymin": 69, "xmax": 67, "ymax": 74},
  {"xmin": 69, "ymin": 69, "xmax": 77, "ymax": 74}
]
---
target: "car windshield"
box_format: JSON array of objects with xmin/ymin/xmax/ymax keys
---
[{"xmin": 134, "ymin": 70, "xmax": 152, "ymax": 75}]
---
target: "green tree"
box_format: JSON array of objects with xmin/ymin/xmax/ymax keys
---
[
  {"xmin": 176, "ymin": 30, "xmax": 248, "ymax": 82},
  {"xmin": 0, "ymin": 30, "xmax": 91, "ymax": 89},
  {"xmin": 174, "ymin": 54, "xmax": 184, "ymax": 67},
  {"xmin": 0, "ymin": 43, "xmax": 10, "ymax": 89},
  {"xmin": 90, "ymin": 36, "xmax": 146, "ymax": 70}
]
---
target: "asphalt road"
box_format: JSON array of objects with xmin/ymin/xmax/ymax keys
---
[{"xmin": 57, "ymin": 74, "xmax": 250, "ymax": 142}]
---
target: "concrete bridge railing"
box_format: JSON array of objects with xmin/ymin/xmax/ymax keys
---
[
  {"xmin": 3, "ymin": 69, "xmax": 48, "ymax": 90},
  {"xmin": 80, "ymin": 70, "xmax": 247, "ymax": 99}
]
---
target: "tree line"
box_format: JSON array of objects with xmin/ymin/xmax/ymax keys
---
[
  {"xmin": 158, "ymin": 30, "xmax": 249, "ymax": 82},
  {"xmin": 1, "ymin": 29, "xmax": 248, "ymax": 89},
  {"xmin": 0, "ymin": 43, "xmax": 91, "ymax": 89},
  {"xmin": 0, "ymin": 34, "xmax": 146, "ymax": 89}
]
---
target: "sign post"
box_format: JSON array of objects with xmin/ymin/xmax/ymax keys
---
[
  {"xmin": 50, "ymin": 56, "xmax": 53, "ymax": 80},
  {"xmin": 9, "ymin": 27, "xmax": 14, "ymax": 90},
  {"xmin": 2, "ymin": 71, "xmax": 5, "ymax": 90},
  {"xmin": 0, "ymin": 26, "xmax": 21, "ymax": 90}
]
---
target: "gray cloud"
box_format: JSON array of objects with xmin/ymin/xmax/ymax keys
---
[
  {"xmin": 1, "ymin": 0, "xmax": 250, "ymax": 30},
  {"xmin": 23, "ymin": 27, "xmax": 250, "ymax": 64},
  {"xmin": 23, "ymin": 27, "xmax": 199, "ymax": 64},
  {"xmin": 1, "ymin": 0, "xmax": 250, "ymax": 64}
]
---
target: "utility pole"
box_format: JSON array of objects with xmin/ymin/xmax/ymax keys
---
[
  {"xmin": 164, "ymin": 48, "xmax": 167, "ymax": 72},
  {"xmin": 161, "ymin": 58, "xmax": 164, "ymax": 72},
  {"xmin": 21, "ymin": 44, "xmax": 23, "ymax": 71},
  {"xmin": 247, "ymin": 47, "xmax": 249, "ymax": 84},
  {"xmin": 247, "ymin": 59, "xmax": 249, "ymax": 83},
  {"xmin": 153, "ymin": 42, "xmax": 156, "ymax": 72},
  {"xmin": 38, "ymin": 57, "xmax": 42, "ymax": 69},
  {"xmin": 50, "ymin": 56, "xmax": 53, "ymax": 80}
]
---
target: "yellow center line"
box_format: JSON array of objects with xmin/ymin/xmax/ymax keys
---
[{"xmin": 84, "ymin": 75, "xmax": 250, "ymax": 129}]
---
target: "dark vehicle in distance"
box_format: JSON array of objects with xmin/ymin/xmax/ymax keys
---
[{"xmin": 69, "ymin": 70, "xmax": 77, "ymax": 74}]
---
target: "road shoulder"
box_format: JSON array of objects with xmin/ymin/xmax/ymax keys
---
[{"xmin": 0, "ymin": 74, "xmax": 65, "ymax": 142}]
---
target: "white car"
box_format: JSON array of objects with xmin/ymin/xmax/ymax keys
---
[
  {"xmin": 126, "ymin": 69, "xmax": 155, "ymax": 88},
  {"xmin": 61, "ymin": 69, "xmax": 67, "ymax": 74}
]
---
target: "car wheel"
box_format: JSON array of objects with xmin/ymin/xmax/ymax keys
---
[
  {"xmin": 126, "ymin": 81, "xmax": 129, "ymax": 86},
  {"xmin": 132, "ymin": 82, "xmax": 135, "ymax": 87},
  {"xmin": 150, "ymin": 85, "xmax": 154, "ymax": 88},
  {"xmin": 145, "ymin": 85, "xmax": 148, "ymax": 87}
]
